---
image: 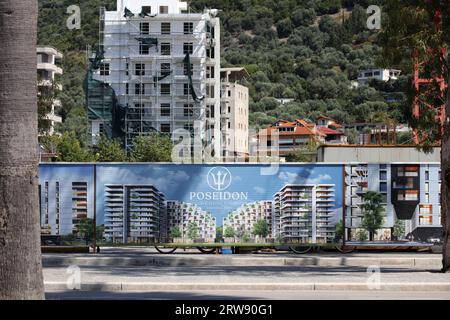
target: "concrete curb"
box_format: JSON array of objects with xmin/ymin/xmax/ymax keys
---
[
  {"xmin": 44, "ymin": 282, "xmax": 450, "ymax": 292},
  {"xmin": 42, "ymin": 256, "xmax": 443, "ymax": 269}
]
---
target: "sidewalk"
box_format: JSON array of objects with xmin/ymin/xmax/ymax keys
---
[{"xmin": 43, "ymin": 250, "xmax": 450, "ymax": 294}]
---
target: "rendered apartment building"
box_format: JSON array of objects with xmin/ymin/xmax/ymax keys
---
[
  {"xmin": 344, "ymin": 163, "xmax": 441, "ymax": 241},
  {"xmin": 223, "ymin": 201, "xmax": 273, "ymax": 238},
  {"xmin": 274, "ymin": 184, "xmax": 336, "ymax": 243},
  {"xmin": 104, "ymin": 184, "xmax": 166, "ymax": 243},
  {"xmin": 39, "ymin": 166, "xmax": 94, "ymax": 236},
  {"xmin": 88, "ymin": 0, "xmax": 222, "ymax": 158},
  {"xmin": 166, "ymin": 201, "xmax": 216, "ymax": 241},
  {"xmin": 220, "ymin": 67, "xmax": 250, "ymax": 160},
  {"xmin": 37, "ymin": 46, "xmax": 63, "ymax": 135}
]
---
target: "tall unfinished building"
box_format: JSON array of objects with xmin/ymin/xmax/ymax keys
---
[{"xmin": 87, "ymin": 0, "xmax": 222, "ymax": 158}]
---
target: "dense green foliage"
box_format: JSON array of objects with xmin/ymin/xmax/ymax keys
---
[
  {"xmin": 252, "ymin": 219, "xmax": 269, "ymax": 238},
  {"xmin": 37, "ymin": 0, "xmax": 407, "ymax": 142},
  {"xmin": 41, "ymin": 132, "xmax": 172, "ymax": 162}
]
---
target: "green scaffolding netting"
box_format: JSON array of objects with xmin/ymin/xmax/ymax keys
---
[
  {"xmin": 139, "ymin": 10, "xmax": 158, "ymax": 18},
  {"xmin": 184, "ymin": 53, "xmax": 205, "ymax": 103},
  {"xmin": 85, "ymin": 68, "xmax": 125, "ymax": 140},
  {"xmin": 124, "ymin": 7, "xmax": 134, "ymax": 18}
]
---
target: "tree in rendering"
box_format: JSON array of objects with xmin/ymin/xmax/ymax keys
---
[
  {"xmin": 360, "ymin": 191, "xmax": 385, "ymax": 241},
  {"xmin": 393, "ymin": 219, "xmax": 406, "ymax": 241},
  {"xmin": 0, "ymin": 0, "xmax": 44, "ymax": 299},
  {"xmin": 334, "ymin": 219, "xmax": 344, "ymax": 241},
  {"xmin": 252, "ymin": 219, "xmax": 269, "ymax": 240},
  {"xmin": 378, "ymin": 0, "xmax": 450, "ymax": 271},
  {"xmin": 187, "ymin": 222, "xmax": 199, "ymax": 241},
  {"xmin": 170, "ymin": 226, "xmax": 182, "ymax": 239},
  {"xmin": 223, "ymin": 226, "xmax": 235, "ymax": 238}
]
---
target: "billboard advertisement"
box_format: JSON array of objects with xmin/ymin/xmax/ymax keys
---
[
  {"xmin": 39, "ymin": 163, "xmax": 343, "ymax": 245},
  {"xmin": 38, "ymin": 162, "xmax": 442, "ymax": 245}
]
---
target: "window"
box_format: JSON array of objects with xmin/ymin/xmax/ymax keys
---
[
  {"xmin": 160, "ymin": 63, "xmax": 171, "ymax": 76},
  {"xmin": 425, "ymin": 170, "xmax": 429, "ymax": 180},
  {"xmin": 125, "ymin": 83, "xmax": 129, "ymax": 94},
  {"xmin": 160, "ymin": 103, "xmax": 170, "ymax": 116},
  {"xmin": 379, "ymin": 171, "xmax": 387, "ymax": 180},
  {"xmin": 425, "ymin": 182, "xmax": 429, "ymax": 193},
  {"xmin": 160, "ymin": 83, "xmax": 171, "ymax": 95},
  {"xmin": 159, "ymin": 6, "xmax": 168, "ymax": 14},
  {"xmin": 160, "ymin": 123, "xmax": 171, "ymax": 133},
  {"xmin": 183, "ymin": 22, "xmax": 194, "ymax": 34},
  {"xmin": 206, "ymin": 85, "xmax": 214, "ymax": 98},
  {"xmin": 183, "ymin": 42, "xmax": 193, "ymax": 55},
  {"xmin": 140, "ymin": 22, "xmax": 149, "ymax": 35},
  {"xmin": 206, "ymin": 105, "xmax": 215, "ymax": 118},
  {"xmin": 184, "ymin": 104, "xmax": 194, "ymax": 117},
  {"xmin": 419, "ymin": 205, "xmax": 433, "ymax": 225},
  {"xmin": 380, "ymin": 182, "xmax": 387, "ymax": 192},
  {"xmin": 183, "ymin": 83, "xmax": 191, "ymax": 95},
  {"xmin": 184, "ymin": 124, "xmax": 194, "ymax": 133},
  {"xmin": 397, "ymin": 165, "xmax": 419, "ymax": 177},
  {"xmin": 135, "ymin": 63, "xmax": 145, "ymax": 76},
  {"xmin": 161, "ymin": 43, "xmax": 171, "ymax": 55},
  {"xmin": 100, "ymin": 63, "xmax": 110, "ymax": 76},
  {"xmin": 135, "ymin": 83, "xmax": 144, "ymax": 95},
  {"xmin": 139, "ymin": 43, "xmax": 150, "ymax": 55},
  {"xmin": 99, "ymin": 123, "xmax": 104, "ymax": 134},
  {"xmin": 206, "ymin": 66, "xmax": 214, "ymax": 79},
  {"xmin": 206, "ymin": 48, "xmax": 215, "ymax": 59},
  {"xmin": 142, "ymin": 6, "xmax": 151, "ymax": 14},
  {"xmin": 397, "ymin": 190, "xmax": 418, "ymax": 201},
  {"xmin": 161, "ymin": 22, "xmax": 171, "ymax": 35},
  {"xmin": 126, "ymin": 62, "xmax": 129, "ymax": 76}
]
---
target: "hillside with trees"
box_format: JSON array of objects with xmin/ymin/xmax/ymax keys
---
[{"xmin": 37, "ymin": 0, "xmax": 409, "ymax": 151}]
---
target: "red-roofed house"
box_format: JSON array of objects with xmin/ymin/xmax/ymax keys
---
[{"xmin": 256, "ymin": 117, "xmax": 347, "ymax": 156}]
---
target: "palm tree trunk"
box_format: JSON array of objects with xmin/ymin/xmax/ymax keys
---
[
  {"xmin": 0, "ymin": 0, "xmax": 44, "ymax": 298},
  {"xmin": 443, "ymin": 76, "xmax": 450, "ymax": 272}
]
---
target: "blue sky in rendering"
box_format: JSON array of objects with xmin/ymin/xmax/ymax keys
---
[
  {"xmin": 39, "ymin": 163, "xmax": 343, "ymax": 225},
  {"xmin": 96, "ymin": 164, "xmax": 343, "ymax": 224}
]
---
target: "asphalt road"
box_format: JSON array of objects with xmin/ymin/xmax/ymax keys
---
[{"xmin": 45, "ymin": 290, "xmax": 450, "ymax": 300}]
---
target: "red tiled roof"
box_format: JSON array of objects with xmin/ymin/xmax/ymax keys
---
[
  {"xmin": 258, "ymin": 119, "xmax": 325, "ymax": 137},
  {"xmin": 318, "ymin": 126, "xmax": 344, "ymax": 136}
]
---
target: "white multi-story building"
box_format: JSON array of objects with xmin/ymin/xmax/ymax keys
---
[
  {"xmin": 37, "ymin": 46, "xmax": 63, "ymax": 135},
  {"xmin": 220, "ymin": 67, "xmax": 249, "ymax": 160},
  {"xmin": 223, "ymin": 201, "xmax": 273, "ymax": 238},
  {"xmin": 166, "ymin": 201, "xmax": 216, "ymax": 241},
  {"xmin": 274, "ymin": 184, "xmax": 336, "ymax": 243},
  {"xmin": 90, "ymin": 0, "xmax": 222, "ymax": 158},
  {"xmin": 357, "ymin": 68, "xmax": 401, "ymax": 86},
  {"xmin": 104, "ymin": 184, "xmax": 165, "ymax": 243}
]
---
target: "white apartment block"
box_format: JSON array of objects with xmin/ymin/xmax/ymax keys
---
[
  {"xmin": 220, "ymin": 68, "xmax": 250, "ymax": 160},
  {"xmin": 104, "ymin": 184, "xmax": 165, "ymax": 243},
  {"xmin": 37, "ymin": 46, "xmax": 63, "ymax": 135},
  {"xmin": 274, "ymin": 184, "xmax": 336, "ymax": 243},
  {"xmin": 223, "ymin": 201, "xmax": 273, "ymax": 238},
  {"xmin": 91, "ymin": 0, "xmax": 222, "ymax": 158},
  {"xmin": 166, "ymin": 201, "xmax": 216, "ymax": 241}
]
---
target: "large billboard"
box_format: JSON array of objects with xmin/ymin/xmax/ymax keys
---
[
  {"xmin": 39, "ymin": 163, "xmax": 343, "ymax": 244},
  {"xmin": 38, "ymin": 162, "xmax": 442, "ymax": 245}
]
